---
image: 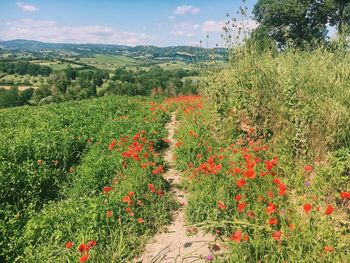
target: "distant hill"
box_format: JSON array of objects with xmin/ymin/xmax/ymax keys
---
[{"xmin": 0, "ymin": 39, "xmax": 226, "ymax": 62}]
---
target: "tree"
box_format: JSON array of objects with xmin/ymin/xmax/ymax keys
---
[
  {"xmin": 328, "ymin": 0, "xmax": 350, "ymax": 35},
  {"xmin": 253, "ymin": 0, "xmax": 330, "ymax": 48}
]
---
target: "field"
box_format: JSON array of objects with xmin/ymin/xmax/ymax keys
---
[
  {"xmin": 36, "ymin": 61, "xmax": 82, "ymax": 71},
  {"xmin": 0, "ymin": 47, "xmax": 349, "ymax": 263},
  {"xmin": 79, "ymin": 54, "xmax": 139, "ymax": 69},
  {"xmin": 0, "ymin": 96, "xmax": 177, "ymax": 262}
]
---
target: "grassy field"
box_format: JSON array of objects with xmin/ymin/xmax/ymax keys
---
[
  {"xmin": 36, "ymin": 61, "xmax": 82, "ymax": 70},
  {"xmin": 79, "ymin": 54, "xmax": 139, "ymax": 69},
  {"xmin": 0, "ymin": 96, "xmax": 177, "ymax": 262}
]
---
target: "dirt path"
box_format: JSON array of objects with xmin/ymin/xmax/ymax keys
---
[{"xmin": 134, "ymin": 112, "xmax": 222, "ymax": 263}]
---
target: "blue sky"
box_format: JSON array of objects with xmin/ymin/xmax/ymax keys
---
[{"xmin": 0, "ymin": 0, "xmax": 257, "ymax": 47}]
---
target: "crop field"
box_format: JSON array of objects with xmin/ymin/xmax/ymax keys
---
[
  {"xmin": 79, "ymin": 54, "xmax": 139, "ymax": 69},
  {"xmin": 37, "ymin": 62, "xmax": 82, "ymax": 71},
  {"xmin": 0, "ymin": 96, "xmax": 177, "ymax": 262}
]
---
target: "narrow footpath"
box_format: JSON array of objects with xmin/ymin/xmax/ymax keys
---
[{"xmin": 134, "ymin": 112, "xmax": 222, "ymax": 263}]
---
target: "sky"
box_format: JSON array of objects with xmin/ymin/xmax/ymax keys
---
[{"xmin": 0, "ymin": 0, "xmax": 258, "ymax": 47}]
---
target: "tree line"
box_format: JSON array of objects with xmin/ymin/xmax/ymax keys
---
[{"xmin": 0, "ymin": 61, "xmax": 52, "ymax": 76}]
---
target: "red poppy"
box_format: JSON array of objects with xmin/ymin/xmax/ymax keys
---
[
  {"xmin": 137, "ymin": 218, "xmax": 144, "ymax": 224},
  {"xmin": 236, "ymin": 179, "xmax": 246, "ymax": 188},
  {"xmin": 267, "ymin": 191, "xmax": 274, "ymax": 199},
  {"xmin": 247, "ymin": 211, "xmax": 255, "ymax": 219},
  {"xmin": 340, "ymin": 192, "xmax": 350, "ymax": 199},
  {"xmin": 304, "ymin": 165, "xmax": 313, "ymax": 172},
  {"xmin": 78, "ymin": 243, "xmax": 88, "ymax": 253},
  {"xmin": 128, "ymin": 191, "xmax": 135, "ymax": 197},
  {"xmin": 243, "ymin": 234, "xmax": 249, "ymax": 241},
  {"xmin": 109, "ymin": 140, "xmax": 117, "ymax": 151},
  {"xmin": 231, "ymin": 230, "xmax": 242, "ymax": 243},
  {"xmin": 278, "ymin": 184, "xmax": 286, "ymax": 196},
  {"xmin": 272, "ymin": 231, "xmax": 282, "ymax": 241},
  {"xmin": 273, "ymin": 178, "xmax": 281, "ymax": 186},
  {"xmin": 87, "ymin": 240, "xmax": 96, "ymax": 249},
  {"xmin": 266, "ymin": 203, "xmax": 277, "ymax": 215},
  {"xmin": 303, "ymin": 203, "xmax": 312, "ymax": 213},
  {"xmin": 79, "ymin": 254, "xmax": 89, "ymax": 263},
  {"xmin": 122, "ymin": 195, "xmax": 131, "ymax": 203},
  {"xmin": 218, "ymin": 201, "xmax": 226, "ymax": 210},
  {"xmin": 324, "ymin": 246, "xmax": 334, "ymax": 253},
  {"xmin": 65, "ymin": 241, "xmax": 73, "ymax": 249},
  {"xmin": 235, "ymin": 195, "xmax": 242, "ymax": 201},
  {"xmin": 106, "ymin": 210, "xmax": 113, "ymax": 218},
  {"xmin": 102, "ymin": 186, "xmax": 112, "ymax": 194},
  {"xmin": 237, "ymin": 202, "xmax": 246, "ymax": 213},
  {"xmin": 268, "ymin": 218, "xmax": 278, "ymax": 225},
  {"xmin": 325, "ymin": 205, "xmax": 334, "ymax": 215}
]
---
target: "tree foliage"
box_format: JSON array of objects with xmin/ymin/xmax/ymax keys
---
[{"xmin": 253, "ymin": 0, "xmax": 350, "ymax": 48}]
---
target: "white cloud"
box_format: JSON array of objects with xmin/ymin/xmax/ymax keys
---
[
  {"xmin": 170, "ymin": 22, "xmax": 200, "ymax": 37},
  {"xmin": 202, "ymin": 20, "xmax": 225, "ymax": 33},
  {"xmin": 174, "ymin": 5, "xmax": 200, "ymax": 15},
  {"xmin": 0, "ymin": 19, "xmax": 153, "ymax": 46},
  {"xmin": 169, "ymin": 15, "xmax": 175, "ymax": 20},
  {"xmin": 16, "ymin": 2, "xmax": 38, "ymax": 12}
]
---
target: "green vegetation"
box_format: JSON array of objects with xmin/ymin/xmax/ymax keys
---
[
  {"xmin": 80, "ymin": 54, "xmax": 138, "ymax": 68},
  {"xmin": 0, "ymin": 96, "xmax": 176, "ymax": 262},
  {"xmin": 253, "ymin": 0, "xmax": 350, "ymax": 48},
  {"xmin": 0, "ymin": 61, "xmax": 52, "ymax": 76}
]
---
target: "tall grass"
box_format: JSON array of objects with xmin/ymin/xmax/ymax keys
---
[{"xmin": 202, "ymin": 46, "xmax": 350, "ymax": 192}]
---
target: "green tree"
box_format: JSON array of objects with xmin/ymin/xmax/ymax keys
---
[
  {"xmin": 253, "ymin": 0, "xmax": 330, "ymax": 48},
  {"xmin": 328, "ymin": 0, "xmax": 350, "ymax": 35}
]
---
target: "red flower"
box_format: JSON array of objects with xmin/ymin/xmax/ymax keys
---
[
  {"xmin": 266, "ymin": 203, "xmax": 277, "ymax": 215},
  {"xmin": 137, "ymin": 218, "xmax": 144, "ymax": 224},
  {"xmin": 235, "ymin": 195, "xmax": 242, "ymax": 201},
  {"xmin": 243, "ymin": 234, "xmax": 249, "ymax": 241},
  {"xmin": 247, "ymin": 211, "xmax": 255, "ymax": 219},
  {"xmin": 303, "ymin": 203, "xmax": 312, "ymax": 213},
  {"xmin": 278, "ymin": 183, "xmax": 286, "ymax": 196},
  {"xmin": 108, "ymin": 140, "xmax": 117, "ymax": 151},
  {"xmin": 128, "ymin": 191, "xmax": 135, "ymax": 197},
  {"xmin": 79, "ymin": 254, "xmax": 89, "ymax": 263},
  {"xmin": 236, "ymin": 179, "xmax": 246, "ymax": 188},
  {"xmin": 268, "ymin": 218, "xmax": 278, "ymax": 225},
  {"xmin": 267, "ymin": 191, "xmax": 274, "ymax": 199},
  {"xmin": 273, "ymin": 178, "xmax": 282, "ymax": 186},
  {"xmin": 65, "ymin": 241, "xmax": 73, "ymax": 249},
  {"xmin": 102, "ymin": 186, "xmax": 112, "ymax": 194},
  {"xmin": 87, "ymin": 240, "xmax": 96, "ymax": 249},
  {"xmin": 340, "ymin": 192, "xmax": 350, "ymax": 199},
  {"xmin": 122, "ymin": 195, "xmax": 131, "ymax": 203},
  {"xmin": 218, "ymin": 200, "xmax": 226, "ymax": 210},
  {"xmin": 78, "ymin": 243, "xmax": 88, "ymax": 253},
  {"xmin": 272, "ymin": 231, "xmax": 282, "ymax": 241},
  {"xmin": 325, "ymin": 205, "xmax": 334, "ymax": 215},
  {"xmin": 324, "ymin": 246, "xmax": 334, "ymax": 253},
  {"xmin": 237, "ymin": 202, "xmax": 246, "ymax": 213},
  {"xmin": 304, "ymin": 165, "xmax": 313, "ymax": 172},
  {"xmin": 231, "ymin": 230, "xmax": 242, "ymax": 243},
  {"xmin": 106, "ymin": 210, "xmax": 113, "ymax": 218}
]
